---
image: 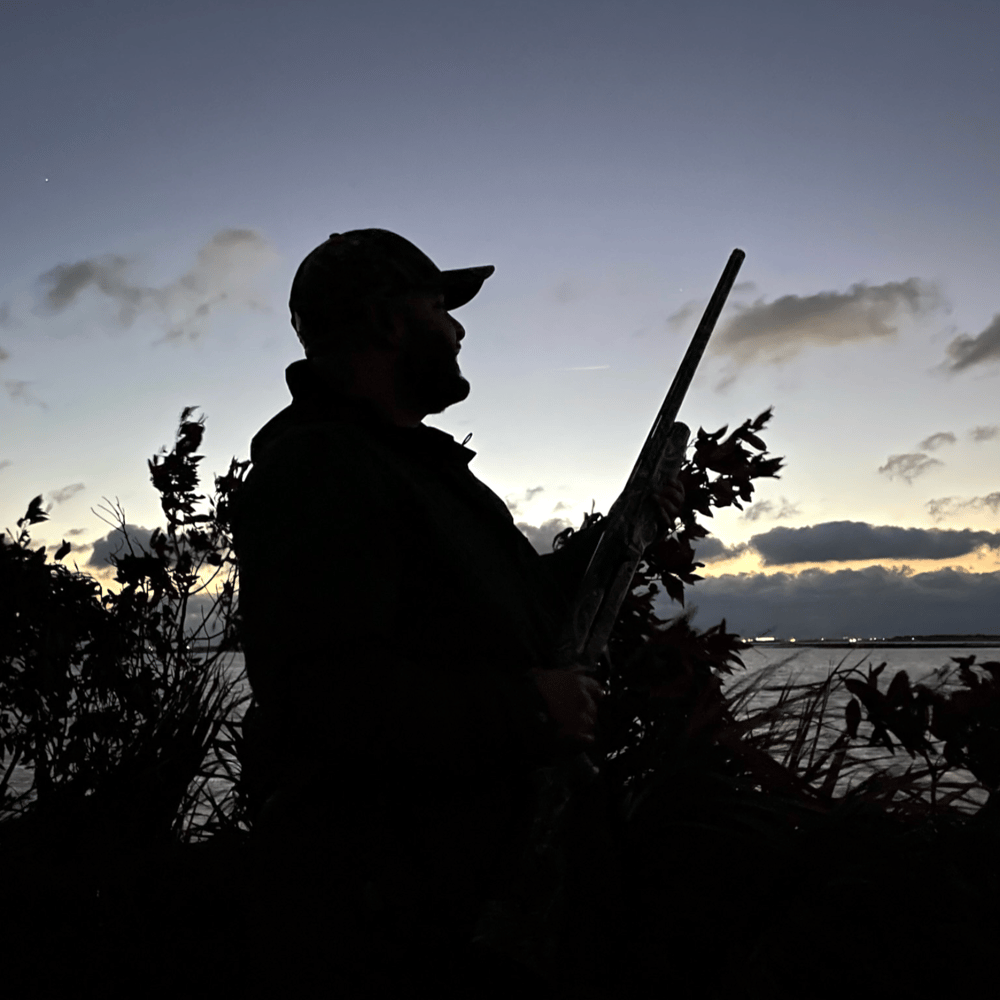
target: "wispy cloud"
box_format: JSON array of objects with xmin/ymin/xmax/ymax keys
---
[
  {"xmin": 4, "ymin": 380, "xmax": 47, "ymax": 409},
  {"xmin": 970, "ymin": 425, "xmax": 999, "ymax": 442},
  {"xmin": 31, "ymin": 229, "xmax": 279, "ymax": 345},
  {"xmin": 943, "ymin": 312, "xmax": 1000, "ymax": 373},
  {"xmin": 741, "ymin": 496, "xmax": 801, "ymax": 522},
  {"xmin": 46, "ymin": 483, "xmax": 86, "ymax": 509},
  {"xmin": 918, "ymin": 431, "xmax": 956, "ymax": 451},
  {"xmin": 926, "ymin": 493, "xmax": 1000, "ymax": 522},
  {"xmin": 505, "ymin": 486, "xmax": 546, "ymax": 517},
  {"xmin": 705, "ymin": 277, "xmax": 941, "ymax": 370},
  {"xmin": 878, "ymin": 452, "xmax": 942, "ymax": 484}
]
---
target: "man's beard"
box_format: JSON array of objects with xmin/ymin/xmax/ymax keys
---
[{"xmin": 396, "ymin": 328, "xmax": 470, "ymax": 415}]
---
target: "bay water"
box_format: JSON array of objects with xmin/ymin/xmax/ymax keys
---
[{"xmin": 5, "ymin": 646, "xmax": 998, "ymax": 817}]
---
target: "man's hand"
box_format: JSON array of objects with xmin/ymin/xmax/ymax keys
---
[{"xmin": 529, "ymin": 664, "xmax": 606, "ymax": 747}]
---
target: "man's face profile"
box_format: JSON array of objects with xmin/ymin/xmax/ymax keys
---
[{"xmin": 395, "ymin": 291, "xmax": 471, "ymax": 415}]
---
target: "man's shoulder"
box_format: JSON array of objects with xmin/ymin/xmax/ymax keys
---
[{"xmin": 250, "ymin": 412, "xmax": 397, "ymax": 473}]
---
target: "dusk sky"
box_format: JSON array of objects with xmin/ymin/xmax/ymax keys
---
[{"xmin": 3, "ymin": 0, "xmax": 998, "ymax": 637}]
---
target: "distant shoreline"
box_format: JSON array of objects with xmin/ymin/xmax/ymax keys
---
[{"xmin": 742, "ymin": 641, "xmax": 1000, "ymax": 650}]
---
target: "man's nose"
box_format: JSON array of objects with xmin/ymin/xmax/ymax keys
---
[{"xmin": 453, "ymin": 319, "xmax": 465, "ymax": 343}]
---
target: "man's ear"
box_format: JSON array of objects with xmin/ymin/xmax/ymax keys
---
[{"xmin": 364, "ymin": 295, "xmax": 408, "ymax": 350}]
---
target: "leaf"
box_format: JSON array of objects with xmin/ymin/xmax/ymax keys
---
[
  {"xmin": 17, "ymin": 495, "xmax": 49, "ymax": 528},
  {"xmin": 54, "ymin": 540, "xmax": 71, "ymax": 561}
]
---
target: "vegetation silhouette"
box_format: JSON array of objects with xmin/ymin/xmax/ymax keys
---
[{"xmin": 1, "ymin": 404, "xmax": 998, "ymax": 997}]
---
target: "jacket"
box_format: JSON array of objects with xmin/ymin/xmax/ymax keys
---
[{"xmin": 231, "ymin": 358, "xmax": 604, "ymax": 940}]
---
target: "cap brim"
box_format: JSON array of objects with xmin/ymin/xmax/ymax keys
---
[{"xmin": 440, "ymin": 265, "xmax": 495, "ymax": 310}]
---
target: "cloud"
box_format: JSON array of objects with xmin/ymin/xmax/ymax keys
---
[
  {"xmin": 85, "ymin": 524, "xmax": 156, "ymax": 568},
  {"xmin": 4, "ymin": 380, "xmax": 47, "ymax": 409},
  {"xmin": 749, "ymin": 521, "xmax": 1000, "ymax": 566},
  {"xmin": 0, "ymin": 459, "xmax": 10, "ymax": 472},
  {"xmin": 918, "ymin": 432, "xmax": 956, "ymax": 451},
  {"xmin": 666, "ymin": 301, "xmax": 699, "ymax": 330},
  {"xmin": 694, "ymin": 536, "xmax": 749, "ymax": 563},
  {"xmin": 46, "ymin": 483, "xmax": 85, "ymax": 508},
  {"xmin": 970, "ymin": 425, "xmax": 999, "ymax": 442},
  {"xmin": 878, "ymin": 453, "xmax": 942, "ymax": 484},
  {"xmin": 548, "ymin": 278, "xmax": 587, "ymax": 304},
  {"xmin": 741, "ymin": 496, "xmax": 801, "ymax": 522},
  {"xmin": 505, "ymin": 486, "xmax": 545, "ymax": 516},
  {"xmin": 709, "ymin": 278, "xmax": 941, "ymax": 368},
  {"xmin": 0, "ymin": 345, "xmax": 8, "ymax": 363},
  {"xmin": 517, "ymin": 517, "xmax": 574, "ymax": 554},
  {"xmin": 32, "ymin": 229, "xmax": 279, "ymax": 345},
  {"xmin": 943, "ymin": 312, "xmax": 1000, "ymax": 373},
  {"xmin": 927, "ymin": 493, "xmax": 1000, "ymax": 522},
  {"xmin": 667, "ymin": 566, "xmax": 1000, "ymax": 638}
]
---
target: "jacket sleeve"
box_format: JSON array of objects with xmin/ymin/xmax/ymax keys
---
[{"xmin": 233, "ymin": 424, "xmax": 562, "ymax": 784}]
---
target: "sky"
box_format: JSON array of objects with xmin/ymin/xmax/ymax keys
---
[{"xmin": 2, "ymin": 0, "xmax": 999, "ymax": 639}]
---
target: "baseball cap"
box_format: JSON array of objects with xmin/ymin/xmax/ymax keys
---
[{"xmin": 289, "ymin": 229, "xmax": 494, "ymax": 351}]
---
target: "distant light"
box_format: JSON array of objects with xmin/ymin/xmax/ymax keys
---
[{"xmin": 789, "ymin": 638, "xmax": 796, "ymax": 642}]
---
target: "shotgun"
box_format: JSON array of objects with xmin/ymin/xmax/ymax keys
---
[
  {"xmin": 473, "ymin": 250, "xmax": 746, "ymax": 983},
  {"xmin": 556, "ymin": 247, "xmax": 746, "ymax": 682}
]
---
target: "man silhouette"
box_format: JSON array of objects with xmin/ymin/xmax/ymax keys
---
[{"xmin": 232, "ymin": 229, "xmax": 683, "ymax": 998}]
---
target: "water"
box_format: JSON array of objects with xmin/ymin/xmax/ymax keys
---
[
  {"xmin": 5, "ymin": 647, "xmax": 997, "ymax": 819},
  {"xmin": 720, "ymin": 644, "xmax": 999, "ymax": 811}
]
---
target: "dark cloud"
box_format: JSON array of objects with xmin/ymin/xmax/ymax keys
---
[
  {"xmin": 0, "ymin": 345, "xmax": 8, "ymax": 363},
  {"xmin": 741, "ymin": 496, "xmax": 800, "ymax": 522},
  {"xmin": 517, "ymin": 517, "xmax": 574, "ymax": 554},
  {"xmin": 666, "ymin": 566, "xmax": 1000, "ymax": 638},
  {"xmin": 32, "ymin": 229, "xmax": 278, "ymax": 344},
  {"xmin": 970, "ymin": 425, "xmax": 999, "ymax": 442},
  {"xmin": 0, "ymin": 459, "xmax": 10, "ymax": 472},
  {"xmin": 709, "ymin": 278, "xmax": 941, "ymax": 368},
  {"xmin": 943, "ymin": 312, "xmax": 1000, "ymax": 373},
  {"xmin": 86, "ymin": 524, "xmax": 156, "ymax": 568},
  {"xmin": 46, "ymin": 483, "xmax": 85, "ymax": 508},
  {"xmin": 878, "ymin": 452, "xmax": 942, "ymax": 484},
  {"xmin": 694, "ymin": 536, "xmax": 749, "ymax": 563},
  {"xmin": 918, "ymin": 432, "xmax": 956, "ymax": 451},
  {"xmin": 749, "ymin": 521, "xmax": 1000, "ymax": 566},
  {"xmin": 927, "ymin": 493, "xmax": 1000, "ymax": 522}
]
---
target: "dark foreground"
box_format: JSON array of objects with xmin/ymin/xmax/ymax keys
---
[{"xmin": 3, "ymin": 793, "xmax": 999, "ymax": 1000}]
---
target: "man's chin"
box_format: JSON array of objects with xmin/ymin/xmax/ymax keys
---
[{"xmin": 424, "ymin": 376, "xmax": 470, "ymax": 413}]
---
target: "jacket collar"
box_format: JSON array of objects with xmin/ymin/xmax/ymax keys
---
[{"xmin": 277, "ymin": 358, "xmax": 478, "ymax": 467}]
